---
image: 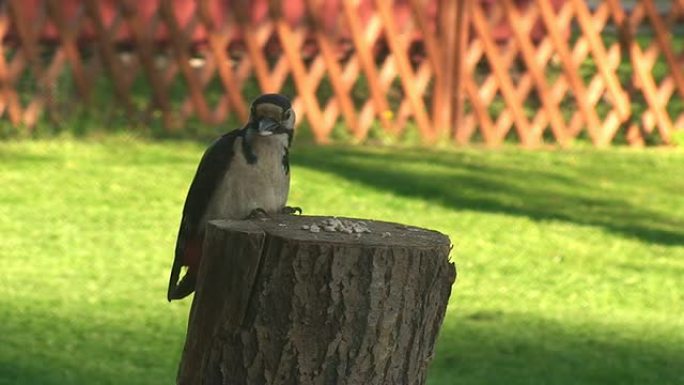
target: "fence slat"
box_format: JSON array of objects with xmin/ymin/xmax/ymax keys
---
[
  {"xmin": 197, "ymin": 0, "xmax": 249, "ymax": 122},
  {"xmin": 341, "ymin": 0, "xmax": 394, "ymax": 134},
  {"xmin": 607, "ymin": 0, "xmax": 673, "ymax": 143},
  {"xmin": 502, "ymin": 0, "xmax": 569, "ymax": 145},
  {"xmin": 571, "ymin": 0, "xmax": 631, "ymax": 123},
  {"xmin": 536, "ymin": 0, "xmax": 605, "ymax": 144},
  {"xmin": 81, "ymin": 0, "xmax": 136, "ymax": 117},
  {"xmin": 158, "ymin": 0, "xmax": 212, "ymax": 123},
  {"xmin": 471, "ymin": 3, "xmax": 534, "ymax": 145},
  {"xmin": 374, "ymin": 0, "xmax": 435, "ymax": 141},
  {"xmin": 0, "ymin": 9, "xmax": 23, "ymax": 124},
  {"xmin": 8, "ymin": 0, "xmax": 52, "ymax": 127},
  {"xmin": 464, "ymin": 74, "xmax": 498, "ymax": 143},
  {"xmin": 46, "ymin": 0, "xmax": 90, "ymax": 102},
  {"xmin": 304, "ymin": 0, "xmax": 360, "ymax": 137},
  {"xmin": 642, "ymin": 0, "xmax": 684, "ymax": 100},
  {"xmin": 435, "ymin": 0, "xmax": 455, "ymax": 136},
  {"xmin": 272, "ymin": 13, "xmax": 327, "ymax": 140},
  {"xmin": 120, "ymin": 0, "xmax": 174, "ymax": 128},
  {"xmin": 451, "ymin": 0, "xmax": 471, "ymax": 144}
]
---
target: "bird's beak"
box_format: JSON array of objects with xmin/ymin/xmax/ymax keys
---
[{"xmin": 258, "ymin": 118, "xmax": 281, "ymax": 136}]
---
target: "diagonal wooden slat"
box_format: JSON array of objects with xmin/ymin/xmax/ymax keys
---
[
  {"xmin": 383, "ymin": 32, "xmax": 435, "ymax": 135},
  {"xmin": 624, "ymin": 1, "xmax": 681, "ymax": 136},
  {"xmin": 564, "ymin": 3, "xmax": 615, "ymax": 135},
  {"xmin": 340, "ymin": 0, "xmax": 394, "ymax": 133},
  {"xmin": 303, "ymin": 0, "xmax": 360, "ymax": 137},
  {"xmin": 7, "ymin": 0, "xmax": 48, "ymax": 125},
  {"xmin": 0, "ymin": 9, "xmax": 23, "ymax": 124},
  {"xmin": 571, "ymin": 0, "xmax": 631, "ymax": 122},
  {"xmin": 463, "ymin": 72, "xmax": 498, "ymax": 144},
  {"xmin": 642, "ymin": 0, "xmax": 684, "ymax": 100},
  {"xmin": 502, "ymin": 0, "xmax": 569, "ymax": 145},
  {"xmin": 374, "ymin": 0, "xmax": 435, "ymax": 141},
  {"xmin": 158, "ymin": 0, "xmax": 212, "ymax": 123},
  {"xmin": 269, "ymin": 1, "xmax": 327, "ymax": 141},
  {"xmin": 82, "ymin": 0, "xmax": 136, "ymax": 116},
  {"xmin": 467, "ymin": 6, "xmax": 543, "ymax": 142},
  {"xmin": 197, "ymin": 0, "xmax": 249, "ymax": 122},
  {"xmin": 533, "ymin": 1, "xmax": 625, "ymax": 144},
  {"xmin": 396, "ymin": 60, "xmax": 433, "ymax": 131},
  {"xmin": 606, "ymin": 0, "xmax": 673, "ymax": 143},
  {"xmin": 556, "ymin": 2, "xmax": 623, "ymax": 144},
  {"xmin": 45, "ymin": 0, "xmax": 90, "ymax": 101},
  {"xmin": 233, "ymin": 1, "xmax": 277, "ymax": 94},
  {"xmin": 535, "ymin": 0, "xmax": 604, "ymax": 144},
  {"xmin": 470, "ymin": 3, "xmax": 534, "ymax": 146},
  {"xmin": 120, "ymin": 0, "xmax": 174, "ymax": 128}
]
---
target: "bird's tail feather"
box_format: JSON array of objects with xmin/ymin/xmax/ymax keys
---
[{"xmin": 167, "ymin": 272, "xmax": 196, "ymax": 301}]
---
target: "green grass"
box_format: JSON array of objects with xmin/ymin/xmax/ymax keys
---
[{"xmin": 1, "ymin": 136, "xmax": 683, "ymax": 385}]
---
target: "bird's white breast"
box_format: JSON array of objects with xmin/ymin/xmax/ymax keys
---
[{"xmin": 202, "ymin": 134, "xmax": 290, "ymax": 225}]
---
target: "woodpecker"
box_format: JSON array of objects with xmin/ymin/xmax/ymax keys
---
[{"xmin": 167, "ymin": 94, "xmax": 296, "ymax": 301}]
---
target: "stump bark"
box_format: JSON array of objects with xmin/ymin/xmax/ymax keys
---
[{"xmin": 177, "ymin": 215, "xmax": 456, "ymax": 385}]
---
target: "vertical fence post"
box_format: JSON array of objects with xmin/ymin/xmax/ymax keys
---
[
  {"xmin": 451, "ymin": 0, "xmax": 470, "ymax": 143},
  {"xmin": 435, "ymin": 0, "xmax": 456, "ymax": 138}
]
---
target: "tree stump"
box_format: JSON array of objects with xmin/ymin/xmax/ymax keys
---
[{"xmin": 177, "ymin": 215, "xmax": 456, "ymax": 385}]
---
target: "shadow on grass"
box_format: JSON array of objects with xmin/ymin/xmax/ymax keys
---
[
  {"xmin": 2, "ymin": 307, "xmax": 681, "ymax": 385},
  {"xmin": 430, "ymin": 312, "xmax": 684, "ymax": 385},
  {"xmin": 292, "ymin": 146, "xmax": 684, "ymax": 246},
  {"xmin": 0, "ymin": 306, "xmax": 183, "ymax": 385}
]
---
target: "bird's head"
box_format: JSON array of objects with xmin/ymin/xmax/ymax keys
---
[{"xmin": 247, "ymin": 94, "xmax": 295, "ymax": 139}]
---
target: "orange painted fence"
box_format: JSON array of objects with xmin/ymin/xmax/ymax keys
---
[{"xmin": 0, "ymin": 0, "xmax": 682, "ymax": 145}]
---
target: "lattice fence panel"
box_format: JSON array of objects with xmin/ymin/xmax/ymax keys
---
[
  {"xmin": 460, "ymin": 0, "xmax": 683, "ymax": 146},
  {"xmin": 0, "ymin": 0, "xmax": 681, "ymax": 145}
]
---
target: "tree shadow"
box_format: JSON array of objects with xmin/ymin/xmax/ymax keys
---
[
  {"xmin": 429, "ymin": 311, "xmax": 684, "ymax": 385},
  {"xmin": 292, "ymin": 146, "xmax": 684, "ymax": 246},
  {"xmin": 0, "ymin": 306, "xmax": 183, "ymax": 385},
  {"xmin": 0, "ymin": 362, "xmax": 73, "ymax": 385},
  {"xmin": 0, "ymin": 148, "xmax": 58, "ymax": 165},
  {"xmin": 4, "ymin": 308, "xmax": 680, "ymax": 385}
]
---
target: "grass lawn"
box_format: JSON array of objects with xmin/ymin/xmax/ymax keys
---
[{"xmin": 0, "ymin": 136, "xmax": 683, "ymax": 385}]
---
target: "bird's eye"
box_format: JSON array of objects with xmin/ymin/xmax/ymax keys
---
[{"xmin": 283, "ymin": 110, "xmax": 292, "ymax": 120}]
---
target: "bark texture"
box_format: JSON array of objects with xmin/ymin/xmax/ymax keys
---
[{"xmin": 177, "ymin": 215, "xmax": 456, "ymax": 385}]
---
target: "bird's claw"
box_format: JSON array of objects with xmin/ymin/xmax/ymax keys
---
[
  {"xmin": 281, "ymin": 206, "xmax": 302, "ymax": 215},
  {"xmin": 246, "ymin": 208, "xmax": 271, "ymax": 220}
]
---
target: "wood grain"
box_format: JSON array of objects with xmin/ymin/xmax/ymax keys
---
[{"xmin": 177, "ymin": 215, "xmax": 456, "ymax": 385}]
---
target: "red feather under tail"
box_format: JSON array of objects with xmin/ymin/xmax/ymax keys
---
[
  {"xmin": 183, "ymin": 236, "xmax": 203, "ymax": 274},
  {"xmin": 169, "ymin": 235, "xmax": 204, "ymax": 300}
]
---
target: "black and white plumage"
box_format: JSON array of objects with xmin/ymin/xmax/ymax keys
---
[{"xmin": 167, "ymin": 94, "xmax": 295, "ymax": 301}]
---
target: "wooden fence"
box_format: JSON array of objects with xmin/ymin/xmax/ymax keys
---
[{"xmin": 0, "ymin": 0, "xmax": 682, "ymax": 146}]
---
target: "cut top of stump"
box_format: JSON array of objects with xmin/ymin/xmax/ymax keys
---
[{"xmin": 209, "ymin": 215, "xmax": 450, "ymax": 249}]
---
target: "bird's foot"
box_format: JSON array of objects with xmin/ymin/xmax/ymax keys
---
[
  {"xmin": 281, "ymin": 206, "xmax": 302, "ymax": 215},
  {"xmin": 246, "ymin": 208, "xmax": 271, "ymax": 220}
]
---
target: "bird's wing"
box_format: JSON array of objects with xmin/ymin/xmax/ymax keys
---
[{"xmin": 167, "ymin": 129, "xmax": 241, "ymax": 300}]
